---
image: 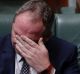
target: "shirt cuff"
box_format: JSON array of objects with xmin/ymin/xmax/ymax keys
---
[{"xmin": 50, "ymin": 67, "xmax": 56, "ymax": 74}]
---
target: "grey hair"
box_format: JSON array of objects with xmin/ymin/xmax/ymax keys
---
[{"xmin": 13, "ymin": 0, "xmax": 54, "ymax": 38}]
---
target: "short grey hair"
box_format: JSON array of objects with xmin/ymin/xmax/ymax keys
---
[{"xmin": 13, "ymin": 0, "xmax": 54, "ymax": 38}]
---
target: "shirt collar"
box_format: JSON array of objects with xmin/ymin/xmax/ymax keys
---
[{"xmin": 15, "ymin": 53, "xmax": 22, "ymax": 62}]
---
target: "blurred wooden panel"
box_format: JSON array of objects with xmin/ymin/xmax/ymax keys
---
[
  {"xmin": 76, "ymin": 0, "xmax": 80, "ymax": 12},
  {"xmin": 59, "ymin": 0, "xmax": 68, "ymax": 6},
  {"xmin": 47, "ymin": 0, "xmax": 68, "ymax": 13}
]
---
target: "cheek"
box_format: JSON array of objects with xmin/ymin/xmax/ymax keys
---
[
  {"xmin": 35, "ymin": 25, "xmax": 45, "ymax": 33},
  {"xmin": 34, "ymin": 28, "xmax": 43, "ymax": 33}
]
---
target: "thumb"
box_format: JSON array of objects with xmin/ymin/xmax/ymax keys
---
[{"xmin": 38, "ymin": 37, "xmax": 45, "ymax": 48}]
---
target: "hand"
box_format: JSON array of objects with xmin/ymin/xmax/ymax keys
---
[{"xmin": 15, "ymin": 35, "xmax": 51, "ymax": 72}]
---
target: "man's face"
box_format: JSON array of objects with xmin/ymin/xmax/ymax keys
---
[{"xmin": 12, "ymin": 11, "xmax": 45, "ymax": 44}]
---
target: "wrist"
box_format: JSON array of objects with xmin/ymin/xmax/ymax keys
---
[{"xmin": 39, "ymin": 64, "xmax": 52, "ymax": 74}]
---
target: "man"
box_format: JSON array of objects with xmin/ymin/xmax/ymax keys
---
[{"xmin": 0, "ymin": 0, "xmax": 80, "ymax": 74}]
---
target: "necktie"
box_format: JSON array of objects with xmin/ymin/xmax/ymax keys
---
[{"xmin": 20, "ymin": 60, "xmax": 30, "ymax": 74}]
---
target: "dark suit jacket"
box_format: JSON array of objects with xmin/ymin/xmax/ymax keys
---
[{"xmin": 0, "ymin": 34, "xmax": 80, "ymax": 74}]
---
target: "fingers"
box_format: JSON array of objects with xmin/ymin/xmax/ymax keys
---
[
  {"xmin": 38, "ymin": 37, "xmax": 47, "ymax": 50},
  {"xmin": 38, "ymin": 37, "xmax": 44, "ymax": 46},
  {"xmin": 21, "ymin": 35, "xmax": 39, "ymax": 48},
  {"xmin": 15, "ymin": 38, "xmax": 34, "ymax": 59},
  {"xmin": 15, "ymin": 35, "xmax": 38, "ymax": 57},
  {"xmin": 16, "ymin": 35, "xmax": 25, "ymax": 46},
  {"xmin": 15, "ymin": 35, "xmax": 46, "ymax": 51},
  {"xmin": 15, "ymin": 35, "xmax": 47, "ymax": 56},
  {"xmin": 21, "ymin": 35, "xmax": 46, "ymax": 50},
  {"xmin": 16, "ymin": 35, "xmax": 32, "ymax": 50},
  {"xmin": 15, "ymin": 38, "xmax": 28, "ymax": 54},
  {"xmin": 15, "ymin": 43, "xmax": 27, "ymax": 58}
]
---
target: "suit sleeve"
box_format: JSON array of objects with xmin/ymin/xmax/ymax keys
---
[{"xmin": 63, "ymin": 46, "xmax": 80, "ymax": 74}]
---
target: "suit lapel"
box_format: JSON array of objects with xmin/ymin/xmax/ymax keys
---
[{"xmin": 3, "ymin": 34, "xmax": 15, "ymax": 74}]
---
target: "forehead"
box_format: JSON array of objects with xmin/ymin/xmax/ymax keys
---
[{"xmin": 15, "ymin": 11, "xmax": 41, "ymax": 22}]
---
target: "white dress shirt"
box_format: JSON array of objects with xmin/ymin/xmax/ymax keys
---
[{"xmin": 15, "ymin": 53, "xmax": 56, "ymax": 74}]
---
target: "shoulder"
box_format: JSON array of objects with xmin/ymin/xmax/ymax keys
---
[
  {"xmin": 0, "ymin": 34, "xmax": 15, "ymax": 59},
  {"xmin": 0, "ymin": 34, "xmax": 13, "ymax": 53},
  {"xmin": 46, "ymin": 36, "xmax": 77, "ymax": 50},
  {"xmin": 46, "ymin": 36, "xmax": 78, "ymax": 69},
  {"xmin": 0, "ymin": 34, "xmax": 10, "ymax": 49},
  {"xmin": 53, "ymin": 36, "xmax": 77, "ymax": 56},
  {"xmin": 0, "ymin": 36, "xmax": 6, "ymax": 49},
  {"xmin": 46, "ymin": 36, "xmax": 77, "ymax": 59}
]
